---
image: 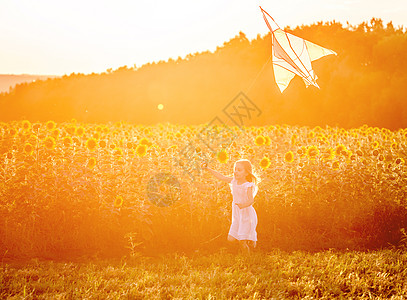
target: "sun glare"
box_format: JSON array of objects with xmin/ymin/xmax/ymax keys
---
[{"xmin": 158, "ymin": 104, "xmax": 164, "ymax": 110}]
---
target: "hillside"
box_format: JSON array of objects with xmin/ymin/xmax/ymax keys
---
[
  {"xmin": 0, "ymin": 74, "xmax": 58, "ymax": 93},
  {"xmin": 1, "ymin": 19, "xmax": 406, "ymax": 129}
]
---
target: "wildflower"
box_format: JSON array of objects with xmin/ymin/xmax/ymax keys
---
[
  {"xmin": 260, "ymin": 156, "xmax": 271, "ymax": 169},
  {"xmin": 46, "ymin": 121, "xmax": 56, "ymax": 130},
  {"xmin": 24, "ymin": 143, "xmax": 34, "ymax": 155},
  {"xmin": 136, "ymin": 144, "xmax": 147, "ymax": 157},
  {"xmin": 254, "ymin": 135, "xmax": 265, "ymax": 146},
  {"xmin": 86, "ymin": 138, "xmax": 98, "ymax": 151},
  {"xmin": 217, "ymin": 149, "xmax": 229, "ymax": 164},
  {"xmin": 114, "ymin": 196, "xmax": 123, "ymax": 208},
  {"xmin": 306, "ymin": 146, "xmax": 319, "ymax": 160},
  {"xmin": 87, "ymin": 157, "xmax": 96, "ymax": 169},
  {"xmin": 284, "ymin": 151, "xmax": 294, "ymax": 163},
  {"xmin": 43, "ymin": 136, "xmax": 56, "ymax": 150}
]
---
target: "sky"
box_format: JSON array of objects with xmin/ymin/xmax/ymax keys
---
[{"xmin": 1, "ymin": 0, "xmax": 406, "ymax": 76}]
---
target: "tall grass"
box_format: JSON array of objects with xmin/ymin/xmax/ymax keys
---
[{"xmin": 1, "ymin": 250, "xmax": 406, "ymax": 299}]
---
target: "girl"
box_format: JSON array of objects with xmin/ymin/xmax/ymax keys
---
[{"xmin": 202, "ymin": 159, "xmax": 258, "ymax": 253}]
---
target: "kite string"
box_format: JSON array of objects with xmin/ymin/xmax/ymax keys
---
[{"xmin": 245, "ymin": 56, "xmax": 271, "ymax": 95}]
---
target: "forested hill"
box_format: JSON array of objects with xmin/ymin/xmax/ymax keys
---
[{"xmin": 1, "ymin": 18, "xmax": 406, "ymax": 129}]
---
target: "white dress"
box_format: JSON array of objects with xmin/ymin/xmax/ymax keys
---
[{"xmin": 228, "ymin": 178, "xmax": 258, "ymax": 241}]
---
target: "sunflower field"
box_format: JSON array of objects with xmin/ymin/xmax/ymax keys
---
[{"xmin": 1, "ymin": 120, "xmax": 407, "ymax": 259}]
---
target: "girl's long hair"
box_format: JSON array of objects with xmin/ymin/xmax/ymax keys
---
[{"xmin": 234, "ymin": 159, "xmax": 259, "ymax": 185}]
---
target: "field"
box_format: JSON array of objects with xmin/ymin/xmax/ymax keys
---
[
  {"xmin": 1, "ymin": 120, "xmax": 407, "ymax": 298},
  {"xmin": 1, "ymin": 120, "xmax": 407, "ymax": 258},
  {"xmin": 1, "ymin": 250, "xmax": 407, "ymax": 299}
]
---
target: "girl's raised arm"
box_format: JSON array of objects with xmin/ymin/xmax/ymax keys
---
[{"xmin": 202, "ymin": 164, "xmax": 233, "ymax": 183}]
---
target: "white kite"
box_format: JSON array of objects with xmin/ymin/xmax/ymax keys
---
[{"xmin": 260, "ymin": 6, "xmax": 337, "ymax": 93}]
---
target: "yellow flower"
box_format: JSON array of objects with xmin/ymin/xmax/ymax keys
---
[
  {"xmin": 99, "ymin": 140, "xmax": 107, "ymax": 148},
  {"xmin": 391, "ymin": 142, "xmax": 398, "ymax": 150},
  {"xmin": 372, "ymin": 149, "xmax": 380, "ymax": 157},
  {"xmin": 264, "ymin": 136, "xmax": 271, "ymax": 146},
  {"xmin": 46, "ymin": 121, "xmax": 56, "ymax": 130},
  {"xmin": 32, "ymin": 123, "xmax": 41, "ymax": 132},
  {"xmin": 86, "ymin": 138, "xmax": 98, "ymax": 151},
  {"xmin": 87, "ymin": 157, "xmax": 96, "ymax": 169},
  {"xmin": 22, "ymin": 120, "xmax": 31, "ymax": 131},
  {"xmin": 356, "ymin": 149, "xmax": 364, "ymax": 157},
  {"xmin": 63, "ymin": 136, "xmax": 73, "ymax": 147},
  {"xmin": 335, "ymin": 144, "xmax": 347, "ymax": 156},
  {"xmin": 217, "ymin": 149, "xmax": 229, "ymax": 163},
  {"xmin": 254, "ymin": 135, "xmax": 265, "ymax": 146},
  {"xmin": 76, "ymin": 126, "xmax": 85, "ymax": 137},
  {"xmin": 322, "ymin": 148, "xmax": 335, "ymax": 160},
  {"xmin": 43, "ymin": 136, "xmax": 56, "ymax": 150},
  {"xmin": 113, "ymin": 147, "xmax": 123, "ymax": 157},
  {"xmin": 371, "ymin": 141, "xmax": 379, "ymax": 148},
  {"xmin": 139, "ymin": 137, "xmax": 151, "ymax": 146},
  {"xmin": 260, "ymin": 156, "xmax": 271, "ymax": 169},
  {"xmin": 284, "ymin": 151, "xmax": 294, "ymax": 163},
  {"xmin": 306, "ymin": 146, "xmax": 319, "ymax": 160},
  {"xmin": 52, "ymin": 128, "xmax": 60, "ymax": 138},
  {"xmin": 24, "ymin": 143, "xmax": 34, "ymax": 155},
  {"xmin": 136, "ymin": 144, "xmax": 147, "ymax": 157},
  {"xmin": 395, "ymin": 158, "xmax": 404, "ymax": 165},
  {"xmin": 114, "ymin": 196, "xmax": 123, "ymax": 208},
  {"xmin": 332, "ymin": 160, "xmax": 340, "ymax": 170}
]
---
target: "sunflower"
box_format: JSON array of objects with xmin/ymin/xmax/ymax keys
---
[
  {"xmin": 372, "ymin": 149, "xmax": 380, "ymax": 156},
  {"xmin": 114, "ymin": 196, "xmax": 123, "ymax": 208},
  {"xmin": 284, "ymin": 151, "xmax": 294, "ymax": 163},
  {"xmin": 332, "ymin": 160, "xmax": 340, "ymax": 170},
  {"xmin": 260, "ymin": 156, "xmax": 271, "ymax": 169},
  {"xmin": 217, "ymin": 149, "xmax": 229, "ymax": 164},
  {"xmin": 76, "ymin": 126, "xmax": 85, "ymax": 137},
  {"xmin": 43, "ymin": 136, "xmax": 56, "ymax": 150},
  {"xmin": 63, "ymin": 136, "xmax": 73, "ymax": 147},
  {"xmin": 113, "ymin": 147, "xmax": 123, "ymax": 157},
  {"xmin": 264, "ymin": 136, "xmax": 271, "ymax": 146},
  {"xmin": 356, "ymin": 149, "xmax": 364, "ymax": 157},
  {"xmin": 395, "ymin": 158, "xmax": 405, "ymax": 165},
  {"xmin": 24, "ymin": 143, "xmax": 34, "ymax": 155},
  {"xmin": 306, "ymin": 146, "xmax": 319, "ymax": 160},
  {"xmin": 86, "ymin": 138, "xmax": 98, "ymax": 151},
  {"xmin": 371, "ymin": 141, "xmax": 379, "ymax": 148},
  {"xmin": 391, "ymin": 142, "xmax": 398, "ymax": 150},
  {"xmin": 22, "ymin": 120, "xmax": 31, "ymax": 131},
  {"xmin": 32, "ymin": 123, "xmax": 41, "ymax": 132},
  {"xmin": 136, "ymin": 144, "xmax": 147, "ymax": 157},
  {"xmin": 335, "ymin": 144, "xmax": 347, "ymax": 156},
  {"xmin": 291, "ymin": 134, "xmax": 298, "ymax": 144},
  {"xmin": 46, "ymin": 121, "xmax": 56, "ymax": 130},
  {"xmin": 254, "ymin": 135, "xmax": 265, "ymax": 146},
  {"xmin": 52, "ymin": 129, "xmax": 60, "ymax": 139},
  {"xmin": 66, "ymin": 125, "xmax": 76, "ymax": 135},
  {"xmin": 139, "ymin": 137, "xmax": 151, "ymax": 146},
  {"xmin": 87, "ymin": 157, "xmax": 96, "ymax": 169},
  {"xmin": 322, "ymin": 148, "xmax": 335, "ymax": 160},
  {"xmin": 99, "ymin": 140, "xmax": 107, "ymax": 148},
  {"xmin": 175, "ymin": 132, "xmax": 182, "ymax": 138}
]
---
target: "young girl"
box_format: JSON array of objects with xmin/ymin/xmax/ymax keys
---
[{"xmin": 202, "ymin": 159, "xmax": 258, "ymax": 253}]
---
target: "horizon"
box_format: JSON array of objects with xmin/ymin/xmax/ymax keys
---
[{"xmin": 1, "ymin": 0, "xmax": 406, "ymax": 76}]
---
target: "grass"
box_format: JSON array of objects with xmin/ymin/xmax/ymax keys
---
[{"xmin": 1, "ymin": 249, "xmax": 406, "ymax": 299}]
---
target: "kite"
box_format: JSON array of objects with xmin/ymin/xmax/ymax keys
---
[{"xmin": 260, "ymin": 6, "xmax": 337, "ymax": 93}]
